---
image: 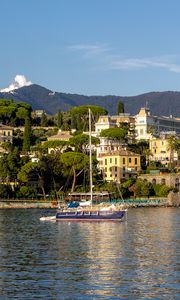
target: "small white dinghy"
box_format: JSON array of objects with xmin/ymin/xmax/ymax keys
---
[{"xmin": 40, "ymin": 216, "xmax": 56, "ymax": 221}]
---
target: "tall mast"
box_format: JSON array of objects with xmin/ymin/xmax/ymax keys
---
[{"xmin": 88, "ymin": 108, "xmax": 93, "ymax": 208}]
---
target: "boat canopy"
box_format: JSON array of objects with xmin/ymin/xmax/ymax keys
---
[{"xmin": 65, "ymin": 192, "xmax": 112, "ymax": 202}]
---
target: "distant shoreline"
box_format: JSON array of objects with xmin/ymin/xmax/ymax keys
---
[{"xmin": 0, "ymin": 198, "xmax": 179, "ymax": 209}]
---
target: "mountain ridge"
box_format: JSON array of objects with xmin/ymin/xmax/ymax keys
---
[{"xmin": 0, "ymin": 84, "xmax": 180, "ymax": 117}]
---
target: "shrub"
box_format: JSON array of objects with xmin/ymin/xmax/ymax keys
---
[
  {"xmin": 153, "ymin": 184, "xmax": 172, "ymax": 197},
  {"xmin": 17, "ymin": 186, "xmax": 36, "ymax": 198},
  {"xmin": 0, "ymin": 184, "xmax": 13, "ymax": 198}
]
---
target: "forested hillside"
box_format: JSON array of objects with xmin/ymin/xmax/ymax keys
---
[{"xmin": 0, "ymin": 84, "xmax": 180, "ymax": 116}]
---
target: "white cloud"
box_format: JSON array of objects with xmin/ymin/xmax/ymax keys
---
[
  {"xmin": 0, "ymin": 75, "xmax": 32, "ymax": 92},
  {"xmin": 68, "ymin": 43, "xmax": 110, "ymax": 57},
  {"xmin": 109, "ymin": 57, "xmax": 180, "ymax": 73},
  {"xmin": 68, "ymin": 44, "xmax": 180, "ymax": 73}
]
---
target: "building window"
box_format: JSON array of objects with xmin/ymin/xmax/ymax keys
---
[
  {"xmin": 110, "ymin": 158, "xmax": 112, "ymax": 163},
  {"xmin": 105, "ymin": 159, "xmax": 107, "ymax": 165},
  {"xmin": 140, "ymin": 129, "xmax": 144, "ymax": 135},
  {"xmin": 161, "ymin": 178, "xmax": 166, "ymax": 185},
  {"xmin": 3, "ymin": 132, "xmax": 6, "ymax": 136},
  {"xmin": 135, "ymin": 158, "xmax": 137, "ymax": 165},
  {"xmin": 8, "ymin": 131, "xmax": 11, "ymax": 136},
  {"xmin": 115, "ymin": 166, "xmax": 117, "ymax": 172},
  {"xmin": 115, "ymin": 158, "xmax": 117, "ymax": 164},
  {"xmin": 123, "ymin": 157, "xmax": 125, "ymax": 164},
  {"xmin": 105, "ymin": 167, "xmax": 107, "ymax": 172},
  {"xmin": 129, "ymin": 158, "xmax": 132, "ymax": 163}
]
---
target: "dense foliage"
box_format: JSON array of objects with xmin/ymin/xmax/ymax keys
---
[
  {"xmin": 0, "ymin": 99, "xmax": 31, "ymax": 126},
  {"xmin": 0, "ymin": 99, "xmax": 178, "ymax": 200},
  {"xmin": 100, "ymin": 127, "xmax": 128, "ymax": 140}
]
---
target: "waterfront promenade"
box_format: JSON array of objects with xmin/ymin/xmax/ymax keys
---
[{"xmin": 0, "ymin": 194, "xmax": 179, "ymax": 209}]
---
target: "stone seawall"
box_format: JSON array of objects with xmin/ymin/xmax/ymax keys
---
[
  {"xmin": 0, "ymin": 201, "xmax": 56, "ymax": 209},
  {"xmin": 0, "ymin": 195, "xmax": 179, "ymax": 209}
]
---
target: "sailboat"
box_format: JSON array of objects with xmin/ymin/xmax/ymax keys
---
[{"xmin": 55, "ymin": 108, "xmax": 127, "ymax": 221}]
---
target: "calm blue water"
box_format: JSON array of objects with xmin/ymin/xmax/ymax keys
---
[{"xmin": 0, "ymin": 207, "xmax": 179, "ymax": 299}]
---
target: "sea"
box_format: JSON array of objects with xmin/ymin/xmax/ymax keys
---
[{"xmin": 0, "ymin": 207, "xmax": 179, "ymax": 299}]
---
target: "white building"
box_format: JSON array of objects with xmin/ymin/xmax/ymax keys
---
[{"xmin": 135, "ymin": 107, "xmax": 180, "ymax": 140}]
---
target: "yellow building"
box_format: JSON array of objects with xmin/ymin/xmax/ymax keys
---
[
  {"xmin": 99, "ymin": 150, "xmax": 141, "ymax": 182},
  {"xmin": 149, "ymin": 136, "xmax": 178, "ymax": 165}
]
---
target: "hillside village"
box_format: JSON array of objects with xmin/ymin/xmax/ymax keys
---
[{"xmin": 0, "ymin": 99, "xmax": 179, "ymax": 203}]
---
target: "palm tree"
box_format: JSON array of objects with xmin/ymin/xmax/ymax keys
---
[{"xmin": 167, "ymin": 136, "xmax": 180, "ymax": 167}]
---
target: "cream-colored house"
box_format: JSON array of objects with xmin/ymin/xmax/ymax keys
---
[
  {"xmin": 47, "ymin": 130, "xmax": 72, "ymax": 154},
  {"xmin": 95, "ymin": 113, "xmax": 135, "ymax": 136},
  {"xmin": 0, "ymin": 124, "xmax": 13, "ymax": 143},
  {"xmin": 149, "ymin": 135, "xmax": 178, "ymax": 165},
  {"xmin": 99, "ymin": 150, "xmax": 141, "ymax": 182},
  {"xmin": 95, "ymin": 115, "xmax": 116, "ymax": 134},
  {"xmin": 95, "ymin": 108, "xmax": 180, "ymax": 141}
]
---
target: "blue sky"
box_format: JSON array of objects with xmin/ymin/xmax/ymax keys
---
[{"xmin": 1, "ymin": 0, "xmax": 180, "ymax": 96}]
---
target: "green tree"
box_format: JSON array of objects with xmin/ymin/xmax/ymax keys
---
[
  {"xmin": 100, "ymin": 127, "xmax": 128, "ymax": 140},
  {"xmin": 0, "ymin": 184, "xmax": 13, "ymax": 198},
  {"xmin": 17, "ymin": 186, "xmax": 36, "ymax": 197},
  {"xmin": 69, "ymin": 105, "xmax": 108, "ymax": 131},
  {"xmin": 42, "ymin": 140, "xmax": 68, "ymax": 153},
  {"xmin": 117, "ymin": 101, "xmax": 124, "ymax": 114},
  {"xmin": 0, "ymin": 99, "xmax": 13, "ymax": 106},
  {"xmin": 60, "ymin": 152, "xmax": 89, "ymax": 192},
  {"xmin": 0, "ymin": 99, "xmax": 32, "ymax": 126},
  {"xmin": 17, "ymin": 160, "xmax": 46, "ymax": 198},
  {"xmin": 0, "ymin": 156, "xmax": 9, "ymax": 182},
  {"xmin": 16, "ymin": 102, "xmax": 32, "ymax": 112},
  {"xmin": 17, "ymin": 161, "xmax": 35, "ymax": 183},
  {"xmin": 16, "ymin": 107, "xmax": 30, "ymax": 123},
  {"xmin": 57, "ymin": 110, "xmax": 63, "ymax": 129},
  {"xmin": 0, "ymin": 147, "xmax": 20, "ymax": 182},
  {"xmin": 168, "ymin": 135, "xmax": 180, "ymax": 163},
  {"xmin": 134, "ymin": 180, "xmax": 155, "ymax": 197},
  {"xmin": 69, "ymin": 134, "xmax": 99, "ymax": 152},
  {"xmin": 36, "ymin": 155, "xmax": 64, "ymax": 198},
  {"xmin": 7, "ymin": 147, "xmax": 21, "ymax": 180},
  {"xmin": 0, "ymin": 105, "xmax": 16, "ymax": 124},
  {"xmin": 153, "ymin": 184, "xmax": 172, "ymax": 197},
  {"xmin": 41, "ymin": 112, "xmax": 48, "ymax": 127},
  {"xmin": 22, "ymin": 117, "xmax": 32, "ymax": 152}
]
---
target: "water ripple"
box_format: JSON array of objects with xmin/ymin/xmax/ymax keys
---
[{"xmin": 0, "ymin": 207, "xmax": 179, "ymax": 299}]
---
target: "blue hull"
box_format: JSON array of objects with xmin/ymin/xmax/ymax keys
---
[{"xmin": 56, "ymin": 210, "xmax": 126, "ymax": 221}]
